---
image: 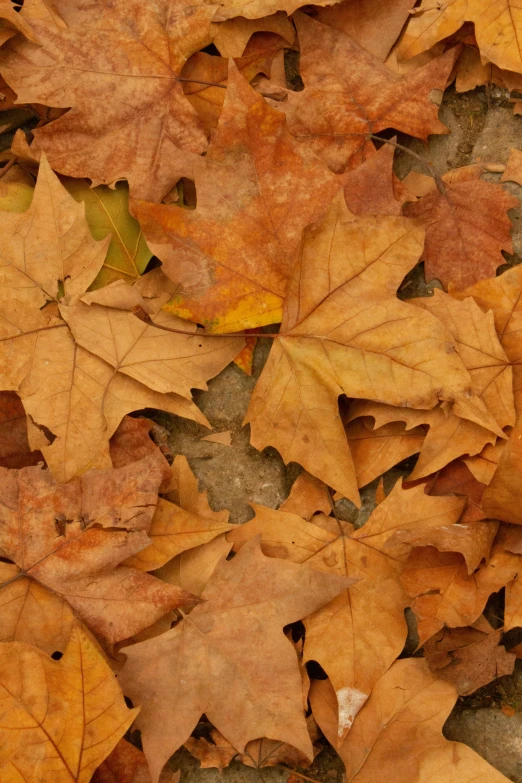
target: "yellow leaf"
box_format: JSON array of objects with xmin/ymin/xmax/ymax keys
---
[{"xmin": 0, "ymin": 625, "xmax": 138, "ymax": 783}]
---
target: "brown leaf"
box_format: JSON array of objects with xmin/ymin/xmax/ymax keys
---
[
  {"xmin": 119, "ymin": 538, "xmax": 352, "ymax": 783},
  {"xmin": 423, "ymin": 617, "xmax": 515, "ymax": 695},
  {"xmin": 155, "ymin": 533, "xmax": 233, "ymax": 600},
  {"xmin": 185, "ymin": 729, "xmax": 237, "ymax": 771},
  {"xmin": 345, "ymin": 416, "xmax": 425, "ymax": 488},
  {"xmin": 201, "ymin": 430, "xmax": 232, "ymax": 446},
  {"xmin": 404, "ymin": 166, "xmax": 518, "ymax": 289},
  {"xmin": 280, "ymin": 471, "xmax": 332, "ymax": 519},
  {"xmin": 280, "ymin": 13, "xmax": 458, "ymax": 173},
  {"xmin": 313, "ymin": 0, "xmax": 415, "ymax": 61},
  {"xmin": 110, "ymin": 416, "xmax": 171, "ymax": 491},
  {"xmin": 212, "ymin": 13, "xmax": 295, "ymax": 57},
  {"xmin": 502, "ymin": 148, "xmax": 522, "ymax": 186},
  {"xmin": 0, "ymin": 0, "xmax": 218, "ymax": 201},
  {"xmin": 401, "ymin": 540, "xmax": 521, "ymax": 645},
  {"xmin": 227, "ymin": 481, "xmax": 464, "ymax": 736},
  {"xmin": 342, "ymin": 142, "xmax": 404, "ymax": 216},
  {"xmin": 0, "ymin": 456, "xmax": 195, "ymax": 648},
  {"xmin": 0, "ymin": 624, "xmax": 138, "ymax": 783},
  {"xmin": 0, "ymin": 391, "xmax": 43, "ymax": 469},
  {"xmin": 134, "ymin": 63, "xmax": 339, "ymax": 333},
  {"xmin": 245, "ymin": 193, "xmax": 500, "ymax": 502},
  {"xmin": 0, "ymin": 157, "xmax": 242, "ymax": 481},
  {"xmin": 93, "ymin": 740, "xmax": 152, "ymax": 783},
  {"xmin": 310, "ymin": 658, "xmax": 511, "ymax": 782}
]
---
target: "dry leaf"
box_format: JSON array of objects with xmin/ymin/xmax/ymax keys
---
[
  {"xmin": 227, "ymin": 481, "xmax": 464, "ymax": 736},
  {"xmin": 0, "ymin": 391, "xmax": 43, "ymax": 469},
  {"xmin": 134, "ymin": 63, "xmax": 339, "ymax": 333},
  {"xmin": 110, "ymin": 416, "xmax": 171, "ymax": 491},
  {"xmin": 342, "ymin": 142, "xmax": 404, "ymax": 216},
  {"xmin": 155, "ymin": 533, "xmax": 233, "ymax": 599},
  {"xmin": 280, "ymin": 13, "xmax": 458, "ymax": 173},
  {"xmin": 501, "ymin": 148, "xmax": 522, "ymax": 186},
  {"xmin": 399, "ymin": 0, "xmax": 522, "ymax": 75},
  {"xmin": 313, "ymin": 0, "xmax": 415, "ymax": 61},
  {"xmin": 0, "ymin": 624, "xmax": 138, "ymax": 783},
  {"xmin": 423, "ymin": 617, "xmax": 515, "ymax": 695},
  {"xmin": 245, "ymin": 193, "xmax": 500, "ymax": 502},
  {"xmin": 201, "ymin": 430, "xmax": 232, "ymax": 446},
  {"xmin": 0, "ymin": 456, "xmax": 196, "ymax": 649},
  {"xmin": 0, "ymin": 156, "xmax": 242, "ymax": 481},
  {"xmin": 119, "ymin": 538, "xmax": 352, "ymax": 783},
  {"xmin": 211, "ymin": 12, "xmax": 295, "ymax": 57},
  {"xmin": 404, "ymin": 166, "xmax": 518, "ymax": 289},
  {"xmin": 0, "ymin": 0, "xmax": 217, "ymax": 201},
  {"xmin": 280, "ymin": 471, "xmax": 332, "ymax": 519},
  {"xmin": 93, "ymin": 739, "xmax": 152, "ymax": 783},
  {"xmin": 185, "ymin": 729, "xmax": 237, "ymax": 771},
  {"xmin": 310, "ymin": 658, "xmax": 510, "ymax": 782}
]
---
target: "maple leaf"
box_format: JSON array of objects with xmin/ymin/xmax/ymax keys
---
[
  {"xmin": 0, "ymin": 156, "xmax": 242, "ymax": 481},
  {"xmin": 310, "ymin": 658, "xmax": 511, "ymax": 782},
  {"xmin": 0, "ymin": 455, "xmax": 197, "ymax": 650},
  {"xmin": 342, "ymin": 141, "xmax": 408, "ymax": 216},
  {"xmin": 211, "ymin": 12, "xmax": 295, "ymax": 57},
  {"xmin": 398, "ymin": 0, "xmax": 522, "ymax": 75},
  {"xmin": 227, "ymin": 480, "xmax": 465, "ymax": 736},
  {"xmin": 344, "ymin": 415, "xmax": 425, "ymax": 488},
  {"xmin": 245, "ymin": 193, "xmax": 502, "ymax": 502},
  {"xmin": 313, "ymin": 0, "xmax": 415, "ymax": 62},
  {"xmin": 134, "ymin": 64, "xmax": 339, "ymax": 333},
  {"xmin": 0, "ymin": 624, "xmax": 138, "ymax": 783},
  {"xmin": 403, "ymin": 165, "xmax": 518, "ymax": 289},
  {"xmin": 0, "ymin": 390, "xmax": 43, "ymax": 469},
  {"xmin": 0, "ymin": 0, "xmax": 217, "ymax": 201},
  {"xmin": 119, "ymin": 538, "xmax": 352, "ymax": 783},
  {"xmin": 274, "ymin": 13, "xmax": 458, "ymax": 174},
  {"xmin": 450, "ymin": 264, "xmax": 522, "ymax": 522},
  {"xmin": 401, "ymin": 535, "xmax": 520, "ymax": 645},
  {"xmin": 92, "ymin": 739, "xmax": 153, "ymax": 783},
  {"xmin": 423, "ymin": 616, "xmax": 515, "ymax": 695}
]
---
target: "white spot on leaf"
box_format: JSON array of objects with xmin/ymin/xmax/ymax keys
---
[{"xmin": 336, "ymin": 686, "xmax": 367, "ymax": 736}]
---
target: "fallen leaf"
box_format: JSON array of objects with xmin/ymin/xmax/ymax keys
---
[
  {"xmin": 403, "ymin": 166, "xmax": 518, "ymax": 289},
  {"xmin": 0, "ymin": 455, "xmax": 196, "ymax": 648},
  {"xmin": 93, "ymin": 739, "xmax": 151, "ymax": 783},
  {"xmin": 423, "ymin": 617, "xmax": 515, "ymax": 695},
  {"xmin": 280, "ymin": 13, "xmax": 458, "ymax": 173},
  {"xmin": 119, "ymin": 538, "xmax": 352, "ymax": 783},
  {"xmin": 345, "ymin": 416, "xmax": 425, "ymax": 488},
  {"xmin": 155, "ymin": 533, "xmax": 233, "ymax": 599},
  {"xmin": 313, "ymin": 0, "xmax": 415, "ymax": 61},
  {"xmin": 410, "ymin": 458, "xmax": 488, "ymax": 525},
  {"xmin": 310, "ymin": 658, "xmax": 511, "ymax": 782},
  {"xmin": 201, "ymin": 430, "xmax": 232, "ymax": 446},
  {"xmin": 245, "ymin": 192, "xmax": 500, "ymax": 502},
  {"xmin": 280, "ymin": 471, "xmax": 332, "ymax": 519},
  {"xmin": 110, "ymin": 416, "xmax": 171, "ymax": 491},
  {"xmin": 401, "ymin": 540, "xmax": 521, "ymax": 645},
  {"xmin": 185, "ymin": 729, "xmax": 237, "ymax": 771},
  {"xmin": 0, "ymin": 391, "xmax": 43, "ymax": 469},
  {"xmin": 398, "ymin": 0, "xmax": 522, "ymax": 75},
  {"xmin": 227, "ymin": 480, "xmax": 464, "ymax": 736},
  {"xmin": 213, "ymin": 0, "xmax": 343, "ymax": 21},
  {"xmin": 501, "ymin": 703, "xmax": 516, "ymax": 717},
  {"xmin": 62, "ymin": 179, "xmax": 152, "ymax": 289},
  {"xmin": 0, "ymin": 156, "xmax": 242, "ymax": 481},
  {"xmin": 502, "ymin": 148, "xmax": 522, "ymax": 186},
  {"xmin": 211, "ymin": 12, "xmax": 295, "ymax": 57},
  {"xmin": 342, "ymin": 142, "xmax": 404, "ymax": 216},
  {"xmin": 0, "ymin": 624, "xmax": 138, "ymax": 783},
  {"xmin": 232, "ymin": 327, "xmax": 261, "ymax": 375},
  {"xmin": 134, "ymin": 63, "xmax": 339, "ymax": 333},
  {"xmin": 0, "ymin": 0, "xmax": 216, "ymax": 201}
]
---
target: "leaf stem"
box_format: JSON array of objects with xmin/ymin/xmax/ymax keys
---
[
  {"xmin": 132, "ymin": 306, "xmax": 282, "ymax": 338},
  {"xmin": 178, "ymin": 77, "xmax": 227, "ymax": 89}
]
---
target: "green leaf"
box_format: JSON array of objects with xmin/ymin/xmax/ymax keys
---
[{"xmin": 61, "ymin": 178, "xmax": 152, "ymax": 288}]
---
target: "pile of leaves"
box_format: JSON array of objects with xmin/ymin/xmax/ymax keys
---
[{"xmin": 3, "ymin": 0, "xmax": 522, "ymax": 781}]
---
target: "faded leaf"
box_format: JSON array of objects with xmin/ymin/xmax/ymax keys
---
[
  {"xmin": 211, "ymin": 12, "xmax": 295, "ymax": 57},
  {"xmin": 280, "ymin": 471, "xmax": 332, "ymax": 519},
  {"xmin": 156, "ymin": 533, "xmax": 233, "ymax": 599},
  {"xmin": 424, "ymin": 618, "xmax": 515, "ymax": 695},
  {"xmin": 185, "ymin": 729, "xmax": 237, "ymax": 771},
  {"xmin": 92, "ymin": 739, "xmax": 152, "ymax": 783},
  {"xmin": 134, "ymin": 64, "xmax": 339, "ymax": 333},
  {"xmin": 245, "ymin": 193, "xmax": 499, "ymax": 502},
  {"xmin": 0, "ymin": 0, "xmax": 217, "ymax": 201},
  {"xmin": 119, "ymin": 538, "xmax": 352, "ymax": 783},
  {"xmin": 227, "ymin": 481, "xmax": 464, "ymax": 736},
  {"xmin": 310, "ymin": 658, "xmax": 510, "ymax": 782},
  {"xmin": 0, "ymin": 157, "xmax": 242, "ymax": 481},
  {"xmin": 280, "ymin": 13, "xmax": 458, "ymax": 173},
  {"xmin": 0, "ymin": 625, "xmax": 138, "ymax": 783},
  {"xmin": 0, "ymin": 456, "xmax": 196, "ymax": 648}
]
